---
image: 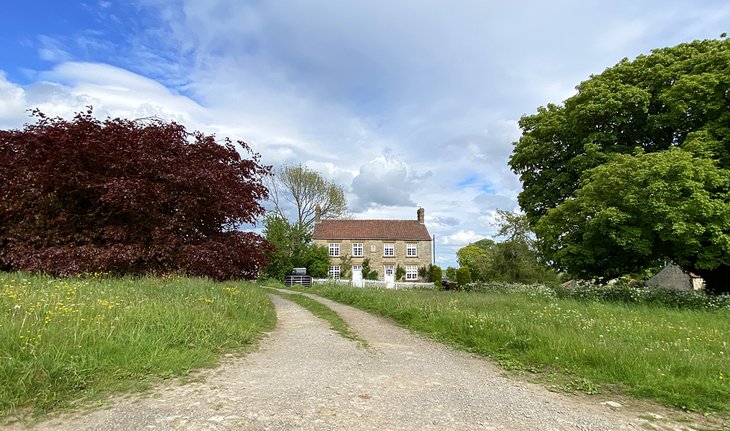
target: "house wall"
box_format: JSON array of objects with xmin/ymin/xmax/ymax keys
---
[{"xmin": 313, "ymin": 238, "xmax": 432, "ymax": 281}]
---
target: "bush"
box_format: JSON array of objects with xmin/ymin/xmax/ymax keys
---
[
  {"xmin": 430, "ymin": 265, "xmax": 443, "ymax": 288},
  {"xmin": 0, "ymin": 109, "xmax": 272, "ymax": 280},
  {"xmin": 469, "ymin": 280, "xmax": 730, "ymax": 310},
  {"xmin": 362, "ymin": 258, "xmax": 379, "ymax": 280},
  {"xmin": 395, "ymin": 264, "xmax": 406, "ymax": 281},
  {"xmin": 456, "ymin": 266, "xmax": 472, "ymax": 288}
]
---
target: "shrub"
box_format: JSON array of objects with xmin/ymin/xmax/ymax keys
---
[
  {"xmin": 470, "ymin": 280, "xmax": 730, "ymax": 310},
  {"xmin": 0, "ymin": 109, "xmax": 272, "ymax": 280},
  {"xmin": 430, "ymin": 265, "xmax": 443, "ymax": 288},
  {"xmin": 362, "ymin": 258, "xmax": 378, "ymax": 280},
  {"xmin": 456, "ymin": 266, "xmax": 472, "ymax": 289},
  {"xmin": 395, "ymin": 264, "xmax": 406, "ymax": 281}
]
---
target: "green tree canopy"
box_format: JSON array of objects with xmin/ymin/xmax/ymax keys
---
[
  {"xmin": 261, "ymin": 214, "xmax": 329, "ymax": 280},
  {"xmin": 509, "ymin": 38, "xmax": 730, "ymax": 293},
  {"xmin": 456, "ymin": 240, "xmax": 494, "ymax": 281},
  {"xmin": 537, "ymin": 148, "xmax": 730, "ymax": 290},
  {"xmin": 456, "ymin": 218, "xmax": 558, "ymax": 284}
]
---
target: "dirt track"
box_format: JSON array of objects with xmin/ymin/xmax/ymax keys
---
[{"xmin": 7, "ymin": 291, "xmax": 699, "ymax": 430}]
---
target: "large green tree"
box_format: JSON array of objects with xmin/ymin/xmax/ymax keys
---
[
  {"xmin": 537, "ymin": 148, "xmax": 730, "ymax": 290},
  {"xmin": 510, "ymin": 38, "xmax": 730, "ymax": 293}
]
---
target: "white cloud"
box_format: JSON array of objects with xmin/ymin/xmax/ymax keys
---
[
  {"xmin": 441, "ymin": 230, "xmax": 485, "ymax": 247},
  {"xmin": 0, "ymin": 62, "xmax": 208, "ymax": 130},
  {"xmin": 37, "ymin": 35, "xmax": 71, "ymax": 63},
  {"xmin": 351, "ymin": 153, "xmax": 433, "ymax": 211},
  {"xmin": 0, "ymin": 73, "xmax": 27, "ymax": 127},
  {"xmin": 38, "ymin": 62, "xmax": 204, "ymax": 121}
]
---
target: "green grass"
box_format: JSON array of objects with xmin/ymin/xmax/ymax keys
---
[
  {"xmin": 308, "ymin": 284, "xmax": 730, "ymax": 416},
  {"xmin": 268, "ymin": 289, "xmax": 367, "ymax": 347},
  {"xmin": 0, "ymin": 272, "xmax": 276, "ymax": 421}
]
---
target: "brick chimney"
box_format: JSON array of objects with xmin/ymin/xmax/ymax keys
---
[
  {"xmin": 315, "ymin": 204, "xmax": 322, "ymax": 223},
  {"xmin": 417, "ymin": 207, "xmax": 425, "ymax": 224}
]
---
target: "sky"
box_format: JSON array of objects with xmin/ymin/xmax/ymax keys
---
[{"xmin": 1, "ymin": 1, "xmax": 728, "ymax": 268}]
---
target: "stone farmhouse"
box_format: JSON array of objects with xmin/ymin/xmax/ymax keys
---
[{"xmin": 312, "ymin": 208, "xmax": 433, "ymax": 283}]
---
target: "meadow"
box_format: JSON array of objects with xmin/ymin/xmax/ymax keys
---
[
  {"xmin": 307, "ymin": 283, "xmax": 730, "ymax": 416},
  {"xmin": 0, "ymin": 272, "xmax": 275, "ymax": 420},
  {"xmin": 4, "ymin": 271, "xmax": 729, "ymax": 422}
]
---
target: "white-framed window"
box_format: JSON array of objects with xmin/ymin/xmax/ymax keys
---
[
  {"xmin": 329, "ymin": 243, "xmax": 340, "ymax": 257},
  {"xmin": 352, "ymin": 265, "xmax": 362, "ymax": 272},
  {"xmin": 352, "ymin": 243, "xmax": 364, "ymax": 257},
  {"xmin": 384, "ymin": 265, "xmax": 395, "ymax": 276},
  {"xmin": 406, "ymin": 265, "xmax": 418, "ymax": 280},
  {"xmin": 406, "ymin": 243, "xmax": 418, "ymax": 257},
  {"xmin": 329, "ymin": 265, "xmax": 341, "ymax": 279},
  {"xmin": 383, "ymin": 243, "xmax": 395, "ymax": 257}
]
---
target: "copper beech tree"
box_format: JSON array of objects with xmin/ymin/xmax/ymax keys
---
[{"xmin": 0, "ymin": 109, "xmax": 273, "ymax": 280}]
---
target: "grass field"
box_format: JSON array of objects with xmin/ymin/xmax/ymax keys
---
[
  {"xmin": 307, "ymin": 284, "xmax": 730, "ymax": 416},
  {"xmin": 0, "ymin": 272, "xmax": 275, "ymax": 420}
]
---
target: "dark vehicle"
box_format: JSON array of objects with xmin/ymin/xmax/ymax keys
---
[
  {"xmin": 284, "ymin": 268, "xmax": 312, "ymax": 287},
  {"xmin": 441, "ymin": 277, "xmax": 453, "ymax": 290}
]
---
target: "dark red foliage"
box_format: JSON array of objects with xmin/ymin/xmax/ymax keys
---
[{"xmin": 0, "ymin": 108, "xmax": 273, "ymax": 280}]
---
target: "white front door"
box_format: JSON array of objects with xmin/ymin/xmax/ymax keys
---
[
  {"xmin": 384, "ymin": 265, "xmax": 395, "ymax": 288},
  {"xmin": 352, "ymin": 265, "xmax": 363, "ymax": 287}
]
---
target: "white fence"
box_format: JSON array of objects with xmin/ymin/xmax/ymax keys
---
[{"xmin": 312, "ymin": 278, "xmax": 435, "ymax": 290}]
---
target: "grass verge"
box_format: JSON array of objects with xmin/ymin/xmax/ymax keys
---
[
  {"xmin": 0, "ymin": 272, "xmax": 276, "ymax": 421},
  {"xmin": 308, "ymin": 284, "xmax": 730, "ymax": 417},
  {"xmin": 268, "ymin": 288, "xmax": 367, "ymax": 348}
]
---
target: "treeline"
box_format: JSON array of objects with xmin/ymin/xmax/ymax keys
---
[{"xmin": 445, "ymin": 210, "xmax": 559, "ymax": 289}]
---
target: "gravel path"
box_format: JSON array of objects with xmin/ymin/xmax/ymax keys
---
[{"xmin": 8, "ymin": 290, "xmax": 696, "ymax": 430}]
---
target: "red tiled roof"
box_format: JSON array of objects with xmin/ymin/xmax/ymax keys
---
[{"xmin": 312, "ymin": 219, "xmax": 431, "ymax": 241}]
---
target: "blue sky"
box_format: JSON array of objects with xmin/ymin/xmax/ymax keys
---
[{"xmin": 1, "ymin": 1, "xmax": 729, "ymax": 267}]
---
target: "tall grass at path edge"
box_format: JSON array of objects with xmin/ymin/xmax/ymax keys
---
[
  {"xmin": 0, "ymin": 272, "xmax": 276, "ymax": 421},
  {"xmin": 308, "ymin": 284, "xmax": 730, "ymax": 417}
]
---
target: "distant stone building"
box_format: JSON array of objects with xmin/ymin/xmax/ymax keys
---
[
  {"xmin": 645, "ymin": 263, "xmax": 704, "ymax": 291},
  {"xmin": 312, "ymin": 208, "xmax": 433, "ymax": 283}
]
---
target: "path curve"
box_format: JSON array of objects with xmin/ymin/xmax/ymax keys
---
[{"xmin": 8, "ymin": 292, "xmax": 690, "ymax": 430}]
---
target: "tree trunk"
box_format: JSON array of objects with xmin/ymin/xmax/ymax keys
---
[{"xmin": 694, "ymin": 265, "xmax": 730, "ymax": 295}]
